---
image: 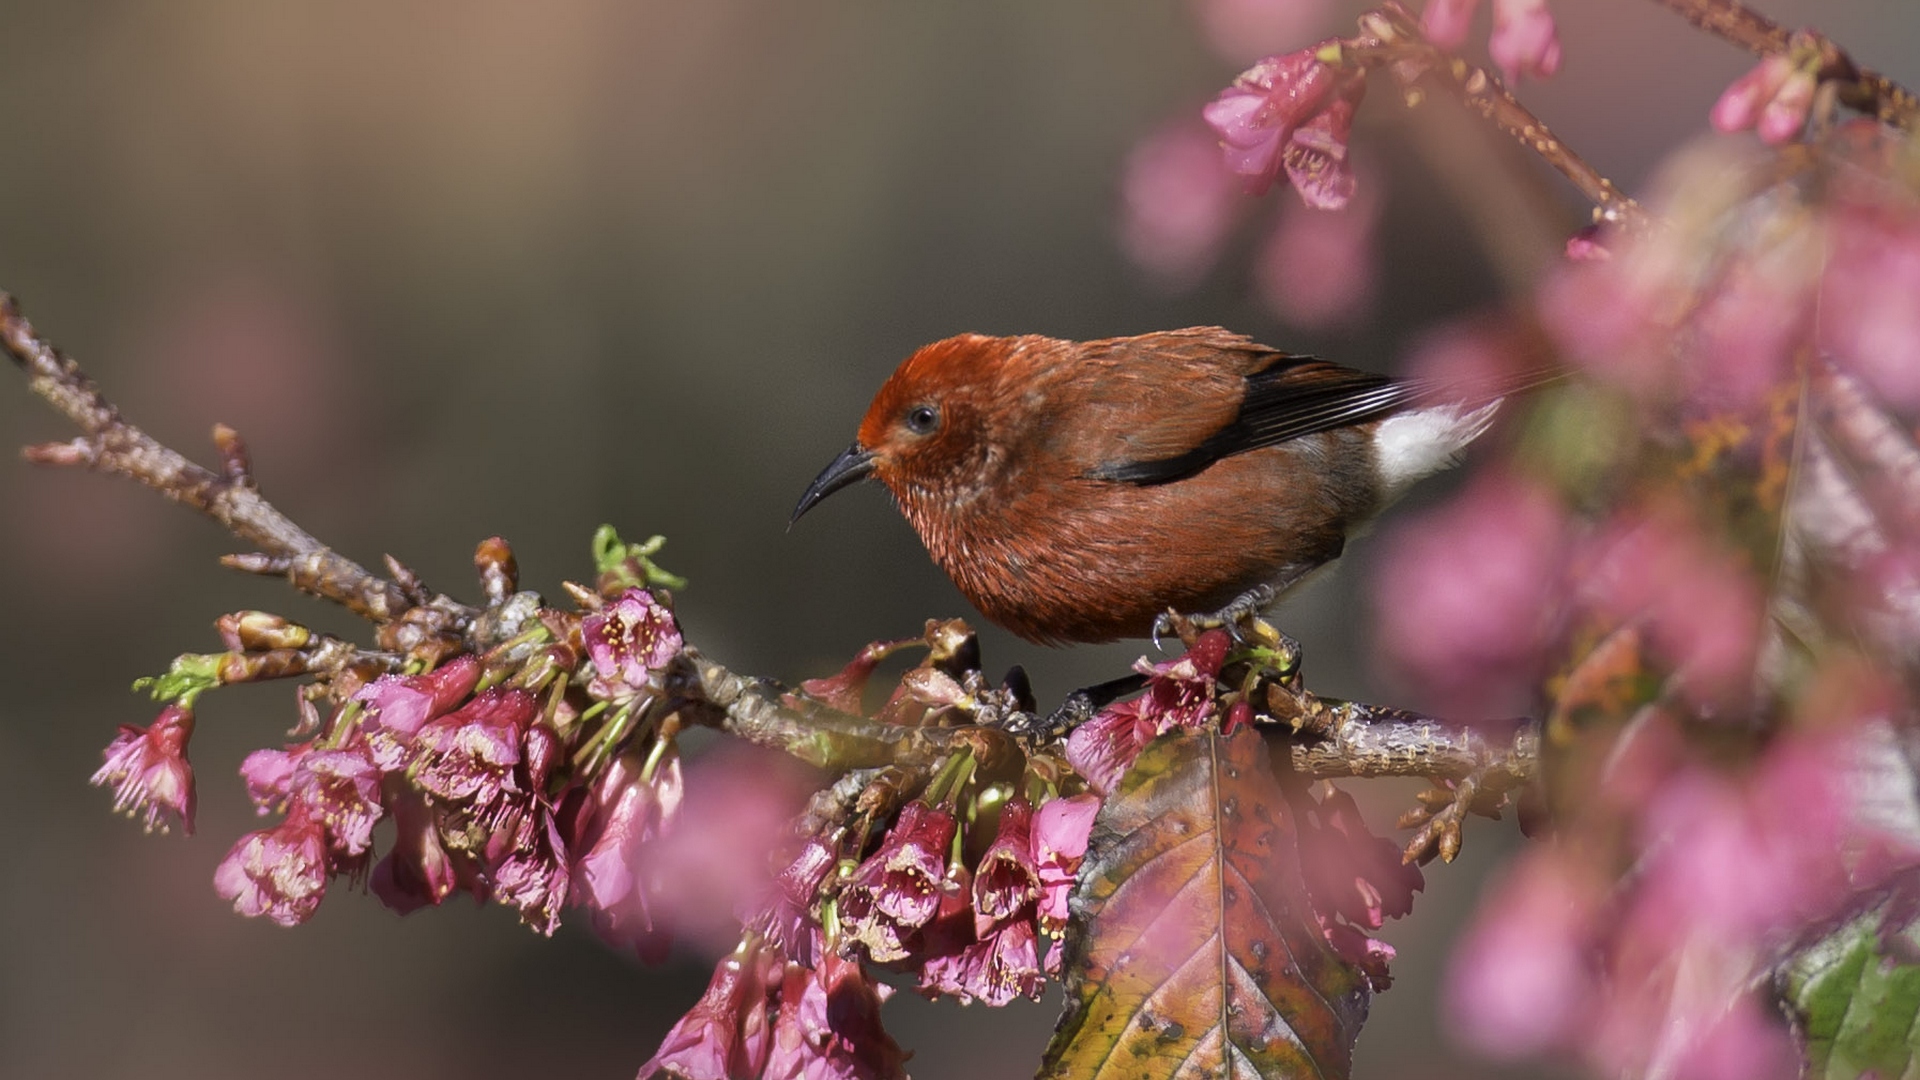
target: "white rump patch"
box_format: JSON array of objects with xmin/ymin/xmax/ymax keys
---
[{"xmin": 1371, "ymin": 401, "xmax": 1501, "ymax": 503}]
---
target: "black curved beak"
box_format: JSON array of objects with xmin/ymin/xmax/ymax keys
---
[{"xmin": 789, "ymin": 443, "xmax": 877, "ymax": 529}]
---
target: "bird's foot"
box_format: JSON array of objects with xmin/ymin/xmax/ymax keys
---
[
  {"xmin": 1397, "ymin": 767, "xmax": 1515, "ymax": 865},
  {"xmin": 1151, "ymin": 584, "xmax": 1283, "ymax": 652}
]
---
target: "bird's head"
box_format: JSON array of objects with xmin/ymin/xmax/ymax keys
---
[{"xmin": 791, "ymin": 334, "xmax": 1025, "ymax": 528}]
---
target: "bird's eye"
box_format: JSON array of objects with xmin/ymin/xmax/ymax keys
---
[{"xmin": 904, "ymin": 404, "xmax": 940, "ymax": 435}]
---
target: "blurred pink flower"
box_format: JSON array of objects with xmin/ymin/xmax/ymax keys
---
[
  {"xmin": 1488, "ymin": 0, "xmax": 1561, "ymax": 83},
  {"xmin": 1191, "ymin": 0, "xmax": 1335, "ymax": 65},
  {"xmin": 1445, "ymin": 850, "xmax": 1598, "ymax": 1059},
  {"xmin": 91, "ymin": 703, "xmax": 197, "ymax": 835},
  {"xmin": 644, "ymin": 746, "xmax": 810, "ymax": 954},
  {"xmin": 213, "ymin": 802, "xmax": 330, "ymax": 927},
  {"xmin": 1583, "ymin": 511, "xmax": 1764, "ymax": 705},
  {"xmin": 1255, "ymin": 190, "xmax": 1377, "ymax": 329},
  {"xmin": 1420, "ymin": 0, "xmax": 1477, "ymax": 49},
  {"xmin": 641, "ymin": 944, "xmax": 777, "ymax": 1080},
  {"xmin": 1119, "ymin": 121, "xmax": 1241, "ymax": 289},
  {"xmin": 584, "ymin": 587, "xmax": 682, "ymax": 702},
  {"xmin": 1032, "ymin": 793, "xmax": 1100, "ymax": 926},
  {"xmin": 1688, "ymin": 253, "xmax": 1809, "ymax": 409},
  {"xmin": 1712, "ymin": 53, "xmax": 1816, "ymax": 145},
  {"xmin": 1374, "ymin": 468, "xmax": 1570, "ymax": 715},
  {"xmin": 1422, "ymin": 0, "xmax": 1560, "ymax": 82},
  {"xmin": 1820, "ymin": 199, "xmax": 1920, "ymax": 408},
  {"xmin": 1537, "ymin": 244, "xmax": 1672, "ymax": 393},
  {"xmin": 1296, "ymin": 787, "xmax": 1423, "ymax": 932},
  {"xmin": 1711, "ymin": 55, "xmax": 1799, "ymax": 141}
]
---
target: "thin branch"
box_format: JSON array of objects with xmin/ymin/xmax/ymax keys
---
[
  {"xmin": 1650, "ymin": 0, "xmax": 1920, "ymax": 130},
  {"xmin": 3, "ymin": 293, "xmax": 461, "ymax": 629},
  {"xmin": 1354, "ymin": 4, "xmax": 1650, "ymax": 232}
]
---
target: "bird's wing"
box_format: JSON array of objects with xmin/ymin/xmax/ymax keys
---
[{"xmin": 1083, "ymin": 348, "xmax": 1422, "ymax": 486}]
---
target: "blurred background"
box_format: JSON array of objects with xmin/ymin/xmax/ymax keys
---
[{"xmin": 1, "ymin": 2, "xmax": 1914, "ymax": 1077}]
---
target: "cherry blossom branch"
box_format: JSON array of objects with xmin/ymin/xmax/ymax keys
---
[
  {"xmin": 1352, "ymin": 3, "xmax": 1649, "ymax": 231},
  {"xmin": 1651, "ymin": 0, "xmax": 1920, "ymax": 130},
  {"xmin": 6, "ymin": 287, "xmax": 1540, "ymax": 798}
]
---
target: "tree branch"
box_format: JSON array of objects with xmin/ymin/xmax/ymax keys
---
[
  {"xmin": 1353, "ymin": 4, "xmax": 1650, "ymax": 232},
  {"xmin": 3, "ymin": 293, "xmax": 470, "ymax": 632},
  {"xmin": 1650, "ymin": 0, "xmax": 1920, "ymax": 130}
]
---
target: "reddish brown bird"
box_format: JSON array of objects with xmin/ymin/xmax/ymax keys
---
[{"xmin": 792, "ymin": 328, "xmax": 1518, "ymax": 645}]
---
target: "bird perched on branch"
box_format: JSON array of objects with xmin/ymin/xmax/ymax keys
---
[{"xmin": 792, "ymin": 327, "xmax": 1533, "ymax": 645}]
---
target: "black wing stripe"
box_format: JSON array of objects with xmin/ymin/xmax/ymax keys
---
[{"xmin": 1086, "ymin": 362, "xmax": 1428, "ymax": 486}]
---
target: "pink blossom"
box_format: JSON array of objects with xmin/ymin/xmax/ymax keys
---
[
  {"xmin": 917, "ymin": 916, "xmax": 1045, "ymax": 1007},
  {"xmin": 1032, "ymin": 793, "xmax": 1100, "ymax": 926},
  {"xmin": 1420, "ymin": 0, "xmax": 1478, "ymax": 49},
  {"xmin": 971, "ymin": 799, "xmax": 1040, "ymax": 931},
  {"xmin": 755, "ymin": 837, "xmax": 838, "ymax": 966},
  {"xmin": 1119, "ymin": 121, "xmax": 1241, "ymax": 289},
  {"xmin": 1668, "ymin": 1000, "xmax": 1798, "ymax": 1080},
  {"xmin": 295, "ymin": 747, "xmax": 385, "ymax": 856},
  {"xmin": 354, "ymin": 653, "xmax": 482, "ymax": 770},
  {"xmin": 1488, "ymin": 0, "xmax": 1561, "ymax": 83},
  {"xmin": 763, "ymin": 953, "xmax": 907, "ymax": 1080},
  {"xmin": 1374, "ymin": 468, "xmax": 1570, "ymax": 715},
  {"xmin": 372, "ymin": 785, "xmax": 466, "ymax": 914},
  {"xmin": 1255, "ymin": 191, "xmax": 1376, "ymax": 329},
  {"xmin": 640, "ymin": 944, "xmax": 777, "ymax": 1080},
  {"xmin": 238, "ymin": 742, "xmax": 310, "ymax": 814},
  {"xmin": 1820, "ymin": 199, "xmax": 1920, "ymax": 408},
  {"xmin": 486, "ymin": 805, "xmax": 571, "ymax": 935},
  {"xmin": 1282, "ymin": 91, "xmax": 1361, "ymax": 209},
  {"xmin": 839, "ymin": 802, "xmax": 958, "ymax": 963},
  {"xmin": 91, "ymin": 703, "xmax": 197, "ymax": 835},
  {"xmin": 412, "ymin": 688, "xmax": 535, "ymax": 804},
  {"xmin": 213, "ymin": 802, "xmax": 330, "ymax": 926},
  {"xmin": 1445, "ymin": 850, "xmax": 1598, "ymax": 1059},
  {"xmin": 1202, "ymin": 47, "xmax": 1345, "ymax": 197},
  {"xmin": 1063, "ymin": 703, "xmax": 1158, "ymax": 795},
  {"xmin": 1066, "ymin": 631, "xmax": 1230, "ymax": 791},
  {"xmin": 569, "ymin": 750, "xmax": 683, "ymax": 957},
  {"xmin": 584, "ymin": 587, "xmax": 682, "ymax": 701}
]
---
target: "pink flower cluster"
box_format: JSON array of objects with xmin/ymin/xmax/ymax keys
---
[
  {"xmin": 140, "ymin": 586, "xmax": 697, "ymax": 940},
  {"xmin": 90, "ymin": 702, "xmax": 197, "ymax": 835},
  {"xmin": 645, "ymin": 790, "xmax": 1102, "ymax": 1079}
]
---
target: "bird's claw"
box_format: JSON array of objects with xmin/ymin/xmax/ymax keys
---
[
  {"xmin": 1397, "ymin": 768, "xmax": 1512, "ymax": 865},
  {"xmin": 1153, "ymin": 585, "xmax": 1280, "ymax": 651}
]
